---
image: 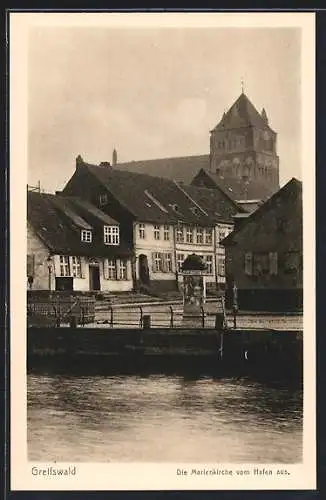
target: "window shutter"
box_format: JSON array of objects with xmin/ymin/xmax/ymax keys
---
[
  {"xmin": 151, "ymin": 253, "xmax": 155, "ymax": 273},
  {"xmin": 162, "ymin": 253, "xmax": 167, "ymax": 273},
  {"xmin": 117, "ymin": 260, "xmax": 122, "ymax": 280},
  {"xmin": 244, "ymin": 252, "xmax": 253, "ymax": 276},
  {"xmin": 80, "ymin": 257, "xmax": 85, "ymax": 278},
  {"xmin": 269, "ymin": 252, "xmax": 278, "ymax": 275},
  {"xmin": 103, "ymin": 259, "xmax": 109, "ymax": 280}
]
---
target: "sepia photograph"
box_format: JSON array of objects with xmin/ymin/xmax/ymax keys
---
[{"xmin": 10, "ymin": 11, "xmax": 315, "ymax": 491}]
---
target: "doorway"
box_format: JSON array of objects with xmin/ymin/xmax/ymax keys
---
[
  {"xmin": 89, "ymin": 265, "xmax": 101, "ymax": 291},
  {"xmin": 138, "ymin": 254, "xmax": 149, "ymax": 285}
]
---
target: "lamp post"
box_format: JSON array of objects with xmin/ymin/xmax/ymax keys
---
[{"xmin": 47, "ymin": 256, "xmax": 52, "ymax": 291}]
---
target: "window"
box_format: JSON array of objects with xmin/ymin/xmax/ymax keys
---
[
  {"xmin": 59, "ymin": 256, "xmax": 70, "ymax": 277},
  {"xmin": 176, "ymin": 225, "xmax": 184, "ymax": 243},
  {"xmin": 269, "ymin": 252, "xmax": 278, "ymax": 275},
  {"xmin": 219, "ymin": 230, "xmax": 225, "ymax": 243},
  {"xmin": 203, "ymin": 255, "xmax": 213, "ymax": 274},
  {"xmin": 153, "ymin": 252, "xmax": 162, "ymax": 272},
  {"xmin": 283, "ymin": 252, "xmax": 300, "ymax": 274},
  {"xmin": 118, "ymin": 260, "xmax": 128, "ymax": 280},
  {"xmin": 244, "ymin": 252, "xmax": 253, "ymax": 276},
  {"xmin": 152, "ymin": 252, "xmax": 173, "ymax": 273},
  {"xmin": 196, "ymin": 227, "xmax": 203, "ymax": 244},
  {"xmin": 99, "ymin": 194, "xmax": 108, "ymax": 207},
  {"xmin": 164, "ymin": 225, "xmax": 170, "ymax": 241},
  {"xmin": 163, "ymin": 253, "xmax": 173, "ymax": 272},
  {"xmin": 139, "ymin": 223, "xmax": 145, "ymax": 239},
  {"xmin": 107, "ymin": 260, "xmax": 117, "ymax": 280},
  {"xmin": 81, "ymin": 230, "xmax": 92, "ymax": 243},
  {"xmin": 177, "ymin": 253, "xmax": 185, "ymax": 272},
  {"xmin": 104, "ymin": 226, "xmax": 119, "ymax": 245},
  {"xmin": 71, "ymin": 256, "xmax": 82, "ymax": 278},
  {"xmin": 186, "ymin": 226, "xmax": 194, "ymax": 244},
  {"xmin": 253, "ymin": 253, "xmax": 270, "ymax": 276},
  {"xmin": 154, "ymin": 225, "xmax": 160, "ymax": 240},
  {"xmin": 205, "ymin": 228, "xmax": 213, "ymax": 245}
]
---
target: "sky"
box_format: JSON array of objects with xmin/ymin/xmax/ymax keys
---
[{"xmin": 27, "ymin": 25, "xmax": 301, "ymax": 193}]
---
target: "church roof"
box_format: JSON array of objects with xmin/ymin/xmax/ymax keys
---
[
  {"xmin": 211, "ymin": 92, "xmax": 275, "ymax": 133},
  {"xmin": 191, "ymin": 169, "xmax": 276, "ymax": 203},
  {"xmin": 114, "ymin": 154, "xmax": 210, "ymax": 185}
]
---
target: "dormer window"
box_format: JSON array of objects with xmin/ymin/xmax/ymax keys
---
[
  {"xmin": 169, "ymin": 203, "xmax": 179, "ymax": 213},
  {"xmin": 191, "ymin": 207, "xmax": 199, "ymax": 216},
  {"xmin": 104, "ymin": 225, "xmax": 120, "ymax": 245},
  {"xmin": 81, "ymin": 230, "xmax": 92, "ymax": 243},
  {"xmin": 99, "ymin": 194, "xmax": 108, "ymax": 207}
]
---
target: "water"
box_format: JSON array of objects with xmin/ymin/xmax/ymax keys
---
[{"xmin": 27, "ymin": 374, "xmax": 303, "ymax": 463}]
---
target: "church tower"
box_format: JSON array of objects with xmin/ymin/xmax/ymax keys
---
[{"xmin": 209, "ymin": 92, "xmax": 280, "ymax": 195}]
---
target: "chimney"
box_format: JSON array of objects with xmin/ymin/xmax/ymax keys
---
[
  {"xmin": 112, "ymin": 148, "xmax": 118, "ymax": 166},
  {"xmin": 261, "ymin": 108, "xmax": 269, "ymax": 124},
  {"xmin": 99, "ymin": 161, "xmax": 111, "ymax": 168},
  {"xmin": 76, "ymin": 155, "xmax": 84, "ymax": 169}
]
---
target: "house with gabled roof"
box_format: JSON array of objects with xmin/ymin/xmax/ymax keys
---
[
  {"xmin": 61, "ymin": 156, "xmax": 241, "ymax": 293},
  {"xmin": 221, "ymin": 178, "xmax": 303, "ymax": 311},
  {"xmin": 27, "ymin": 190, "xmax": 133, "ymax": 292}
]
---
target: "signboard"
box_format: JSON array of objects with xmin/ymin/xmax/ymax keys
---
[{"xmin": 181, "ymin": 269, "xmax": 210, "ymax": 276}]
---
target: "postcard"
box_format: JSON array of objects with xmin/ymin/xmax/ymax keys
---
[{"xmin": 9, "ymin": 10, "xmax": 316, "ymax": 491}]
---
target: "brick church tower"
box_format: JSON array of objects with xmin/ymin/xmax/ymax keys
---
[{"xmin": 209, "ymin": 91, "xmax": 280, "ymax": 195}]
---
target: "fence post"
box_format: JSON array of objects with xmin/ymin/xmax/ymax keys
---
[
  {"xmin": 219, "ymin": 332, "xmax": 224, "ymax": 360},
  {"xmin": 233, "ymin": 307, "xmax": 237, "ymax": 329},
  {"xmin": 53, "ymin": 306, "xmax": 60, "ymax": 327},
  {"xmin": 139, "ymin": 306, "xmax": 143, "ymax": 328},
  {"xmin": 110, "ymin": 307, "xmax": 114, "ymax": 328},
  {"xmin": 69, "ymin": 315, "xmax": 77, "ymax": 328},
  {"xmin": 201, "ymin": 306, "xmax": 205, "ymax": 328},
  {"xmin": 170, "ymin": 306, "xmax": 174, "ymax": 328}
]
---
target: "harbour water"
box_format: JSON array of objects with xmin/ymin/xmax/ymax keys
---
[{"xmin": 27, "ymin": 374, "xmax": 303, "ymax": 463}]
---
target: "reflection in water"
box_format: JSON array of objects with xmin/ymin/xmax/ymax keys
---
[{"xmin": 27, "ymin": 375, "xmax": 302, "ymax": 463}]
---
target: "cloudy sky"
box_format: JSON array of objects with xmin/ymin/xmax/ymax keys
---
[{"xmin": 27, "ymin": 24, "xmax": 301, "ymax": 193}]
